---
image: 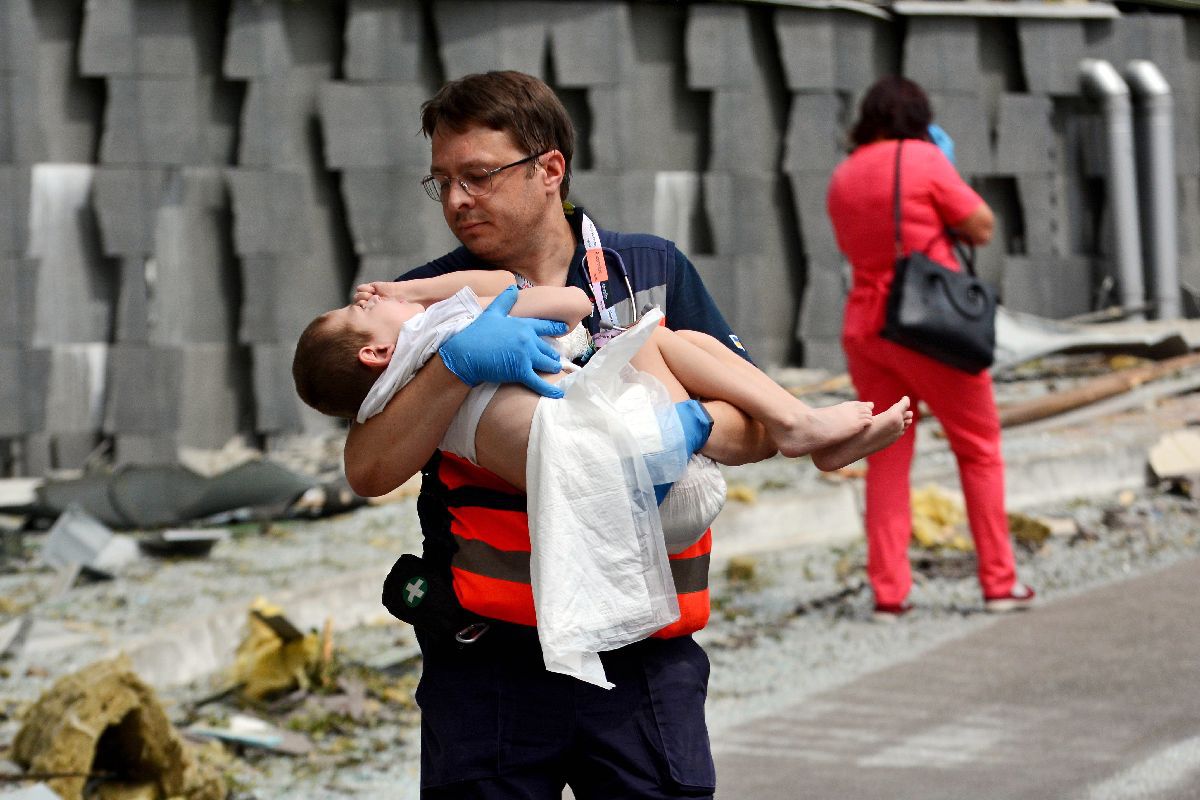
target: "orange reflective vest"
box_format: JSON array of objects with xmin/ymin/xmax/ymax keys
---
[{"xmin": 434, "ymin": 451, "xmax": 711, "ymax": 639}]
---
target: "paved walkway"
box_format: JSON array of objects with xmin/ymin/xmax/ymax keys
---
[{"xmin": 714, "ymin": 556, "xmax": 1200, "ymax": 800}]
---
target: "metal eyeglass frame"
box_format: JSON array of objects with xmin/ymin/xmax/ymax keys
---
[{"xmin": 421, "ymin": 151, "xmax": 547, "ymax": 202}]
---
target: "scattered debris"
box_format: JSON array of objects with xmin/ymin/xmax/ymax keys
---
[
  {"xmin": 1008, "ymin": 512, "xmax": 1052, "ymax": 549},
  {"xmin": 11, "ymin": 656, "xmax": 225, "ymax": 800},
  {"xmin": 0, "ymin": 784, "xmax": 63, "ymax": 800},
  {"xmin": 186, "ymin": 713, "xmax": 313, "ymax": 756},
  {"xmin": 136, "ymin": 529, "xmax": 228, "ymax": 559},
  {"xmin": 231, "ymin": 599, "xmax": 327, "ymax": 702},
  {"xmin": 726, "ymin": 484, "xmax": 757, "ymax": 504},
  {"xmin": 911, "ymin": 486, "xmax": 970, "ymax": 551},
  {"xmin": 39, "ymin": 506, "xmax": 139, "ymax": 579},
  {"xmin": 1148, "ymin": 429, "xmax": 1200, "ymax": 492},
  {"xmin": 725, "ymin": 556, "xmax": 758, "ymax": 583}
]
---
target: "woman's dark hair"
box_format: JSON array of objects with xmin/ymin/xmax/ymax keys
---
[
  {"xmin": 849, "ymin": 76, "xmax": 933, "ymax": 147},
  {"xmin": 420, "ymin": 70, "xmax": 575, "ymax": 200}
]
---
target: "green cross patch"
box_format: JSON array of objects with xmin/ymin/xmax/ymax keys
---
[{"xmin": 404, "ymin": 576, "xmax": 428, "ymax": 608}]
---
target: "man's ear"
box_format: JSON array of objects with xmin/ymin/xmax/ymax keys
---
[
  {"xmin": 540, "ymin": 150, "xmax": 566, "ymax": 194},
  {"xmin": 358, "ymin": 342, "xmax": 393, "ymax": 370}
]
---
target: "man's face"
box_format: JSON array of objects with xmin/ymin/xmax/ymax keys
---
[{"xmin": 429, "ymin": 125, "xmax": 548, "ymax": 265}]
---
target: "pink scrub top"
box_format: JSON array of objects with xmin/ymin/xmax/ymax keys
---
[{"xmin": 826, "ymin": 138, "xmax": 985, "ymax": 337}]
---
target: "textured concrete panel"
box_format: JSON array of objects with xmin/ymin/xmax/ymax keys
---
[
  {"xmin": 797, "ymin": 263, "xmax": 846, "ymax": 340},
  {"xmin": 651, "ymin": 171, "xmax": 706, "ymax": 259},
  {"xmin": 547, "ymin": 2, "xmax": 625, "ymax": 87},
  {"xmin": 99, "ymin": 77, "xmax": 240, "ymax": 166},
  {"xmin": 703, "ymin": 171, "xmax": 794, "ymax": 261},
  {"xmin": 725, "ymin": 254, "xmax": 798, "ymax": 369},
  {"xmin": 782, "ymin": 93, "xmax": 844, "ymax": 175},
  {"xmin": 114, "ymin": 258, "xmax": 149, "ymax": 344},
  {"xmin": 42, "ymin": 343, "xmax": 109, "ymax": 433},
  {"xmin": 787, "ymin": 171, "xmax": 842, "ymax": 267},
  {"xmin": 774, "ymin": 9, "xmax": 836, "ymax": 92},
  {"xmin": 345, "ymin": 0, "xmax": 430, "ymax": 82},
  {"xmin": 0, "ymin": 258, "xmax": 33, "ymax": 345},
  {"xmin": 237, "ymin": 77, "xmax": 325, "ymax": 169},
  {"xmin": 227, "ymin": 168, "xmax": 314, "ymax": 255},
  {"xmin": 0, "ymin": 347, "xmax": 31, "ymax": 436},
  {"xmin": 903, "ymin": 17, "xmax": 981, "ymax": 95},
  {"xmin": 0, "ymin": 0, "xmax": 36, "ymax": 74},
  {"xmin": 252, "ymin": 343, "xmax": 337, "ymax": 435},
  {"xmin": 801, "ymin": 337, "xmax": 845, "ymax": 372},
  {"xmin": 1002, "ymin": 254, "xmax": 1092, "ymax": 318},
  {"xmin": 1016, "ymin": 175, "xmax": 1070, "ymax": 257},
  {"xmin": 432, "ymin": 2, "xmax": 550, "ymax": 79},
  {"xmin": 27, "ymin": 165, "xmax": 115, "ymax": 346},
  {"xmin": 318, "ymin": 82, "xmax": 430, "ymax": 169},
  {"xmin": 150, "ymin": 168, "xmax": 238, "ymax": 345},
  {"xmin": 686, "ymin": 5, "xmax": 758, "ymax": 89},
  {"xmin": 339, "ymin": 168, "xmax": 453, "ymax": 256},
  {"xmin": 709, "ymin": 87, "xmax": 785, "ymax": 173},
  {"xmin": 569, "ymin": 170, "xmax": 658, "ymax": 241},
  {"xmin": 176, "ymin": 343, "xmax": 250, "ymax": 448},
  {"xmin": 834, "ymin": 12, "xmax": 897, "ymax": 94},
  {"xmin": 1017, "ymin": 19, "xmax": 1087, "ymax": 96},
  {"xmin": 994, "ymin": 94, "xmax": 1056, "ymax": 176},
  {"xmin": 224, "ymin": 0, "xmax": 340, "ymax": 80},
  {"xmin": 0, "ymin": 73, "xmax": 41, "ymax": 162},
  {"xmin": 80, "ymin": 0, "xmax": 222, "ymax": 77},
  {"xmin": 1178, "ymin": 176, "xmax": 1200, "ymax": 296},
  {"xmin": 690, "ymin": 255, "xmax": 736, "ymax": 321},
  {"xmin": 237, "ymin": 252, "xmax": 347, "ymax": 347},
  {"xmin": 928, "ymin": 93, "xmax": 992, "ymax": 176},
  {"xmin": 103, "ymin": 344, "xmax": 180, "ymax": 434},
  {"xmin": 93, "ymin": 167, "xmax": 167, "ymax": 257},
  {"xmin": 0, "ymin": 165, "xmax": 31, "ymax": 255},
  {"xmin": 112, "ymin": 434, "xmax": 180, "ymax": 466}
]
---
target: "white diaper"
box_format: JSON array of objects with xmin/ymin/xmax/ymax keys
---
[{"xmin": 659, "ymin": 455, "xmax": 727, "ymax": 554}]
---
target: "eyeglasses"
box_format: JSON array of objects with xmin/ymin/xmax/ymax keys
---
[{"xmin": 421, "ymin": 152, "xmax": 547, "ymax": 202}]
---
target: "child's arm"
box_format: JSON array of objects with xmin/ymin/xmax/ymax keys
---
[
  {"xmin": 478, "ymin": 286, "xmax": 592, "ymax": 328},
  {"xmin": 353, "ymin": 270, "xmax": 518, "ymax": 307}
]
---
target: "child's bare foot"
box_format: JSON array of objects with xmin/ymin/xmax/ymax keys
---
[
  {"xmin": 769, "ymin": 400, "xmax": 873, "ymax": 458},
  {"xmin": 811, "ymin": 396, "xmax": 913, "ymax": 472}
]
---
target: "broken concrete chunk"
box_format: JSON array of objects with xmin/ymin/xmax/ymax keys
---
[
  {"xmin": 1148, "ymin": 429, "xmax": 1200, "ymax": 480},
  {"xmin": 39, "ymin": 505, "xmax": 139, "ymax": 576},
  {"xmin": 11, "ymin": 655, "xmax": 225, "ymax": 800}
]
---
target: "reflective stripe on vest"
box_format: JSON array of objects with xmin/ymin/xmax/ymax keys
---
[{"xmin": 438, "ymin": 452, "xmax": 711, "ymax": 636}]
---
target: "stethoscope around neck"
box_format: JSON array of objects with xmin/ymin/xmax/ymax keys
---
[{"xmin": 582, "ymin": 246, "xmax": 641, "ymax": 331}]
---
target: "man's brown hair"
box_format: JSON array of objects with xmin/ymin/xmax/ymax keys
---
[
  {"xmin": 292, "ymin": 313, "xmax": 378, "ymax": 420},
  {"xmin": 420, "ymin": 70, "xmax": 575, "ymax": 200}
]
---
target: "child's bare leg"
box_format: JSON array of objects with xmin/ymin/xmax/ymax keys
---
[
  {"xmin": 630, "ymin": 342, "xmax": 777, "ymax": 465},
  {"xmin": 650, "ymin": 329, "xmax": 871, "ymax": 458},
  {"xmin": 811, "ymin": 396, "xmax": 914, "ymax": 472}
]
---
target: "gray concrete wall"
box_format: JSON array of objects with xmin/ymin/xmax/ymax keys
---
[{"xmin": 2, "ymin": 0, "xmax": 1199, "ymax": 473}]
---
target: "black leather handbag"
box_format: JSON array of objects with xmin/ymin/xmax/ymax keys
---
[{"xmin": 880, "ymin": 140, "xmax": 996, "ymax": 374}]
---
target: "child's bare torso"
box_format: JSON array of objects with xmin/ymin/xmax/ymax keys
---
[{"xmin": 471, "ymin": 371, "xmax": 569, "ymax": 491}]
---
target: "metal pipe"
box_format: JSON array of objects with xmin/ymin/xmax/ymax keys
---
[
  {"xmin": 1080, "ymin": 59, "xmax": 1145, "ymax": 320},
  {"xmin": 1125, "ymin": 59, "xmax": 1181, "ymax": 320}
]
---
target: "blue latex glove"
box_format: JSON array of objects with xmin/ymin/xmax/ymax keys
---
[
  {"xmin": 438, "ymin": 285, "xmax": 569, "ymax": 398},
  {"xmin": 654, "ymin": 400, "xmax": 714, "ymax": 505},
  {"xmin": 928, "ymin": 123, "xmax": 955, "ymax": 165}
]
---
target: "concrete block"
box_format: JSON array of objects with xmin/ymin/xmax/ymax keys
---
[
  {"xmin": 902, "ymin": 17, "xmax": 981, "ymax": 95},
  {"xmin": 928, "ymin": 93, "xmax": 992, "ymax": 176},
  {"xmin": 787, "ymin": 172, "xmax": 842, "ymax": 267},
  {"xmin": 345, "ymin": 0, "xmax": 431, "ymax": 82},
  {"xmin": 588, "ymin": 80, "xmax": 706, "ymax": 172},
  {"xmin": 99, "ymin": 77, "xmax": 240, "ymax": 166},
  {"xmin": 650, "ymin": 171, "xmax": 706, "ymax": 259},
  {"xmin": 237, "ymin": 77, "xmax": 325, "ymax": 168},
  {"xmin": 176, "ymin": 344, "xmax": 251, "ymax": 449},
  {"xmin": 774, "ymin": 9, "xmax": 836, "ymax": 92},
  {"xmin": 93, "ymin": 167, "xmax": 167, "ymax": 257},
  {"xmin": 318, "ymin": 82, "xmax": 431, "ymax": 170},
  {"xmin": 1017, "ymin": 19, "xmax": 1088, "ymax": 96},
  {"xmin": 27, "ymin": 165, "xmax": 116, "ymax": 347},
  {"xmin": 1002, "ymin": 254, "xmax": 1092, "ymax": 318},
  {"xmin": 569, "ymin": 171, "xmax": 659, "ymax": 242},
  {"xmin": 226, "ymin": 168, "xmax": 313, "ymax": 255},
  {"xmin": 114, "ymin": 258, "xmax": 150, "ymax": 344},
  {"xmin": 725, "ymin": 254, "xmax": 798, "ymax": 369},
  {"xmin": 833, "ymin": 12, "xmax": 897, "ymax": 94},
  {"xmin": 237, "ymin": 252, "xmax": 348, "ymax": 346},
  {"xmin": 709, "ymin": 87, "xmax": 786, "ymax": 173},
  {"xmin": 799, "ymin": 337, "xmax": 846, "ymax": 372},
  {"xmin": 797, "ymin": 263, "xmax": 846, "ymax": 340},
  {"xmin": 112, "ymin": 434, "xmax": 180, "ymax": 467},
  {"xmin": 80, "ymin": 0, "xmax": 222, "ymax": 77},
  {"xmin": 547, "ymin": 2, "xmax": 626, "ymax": 88},
  {"xmin": 1016, "ymin": 175, "xmax": 1070, "ymax": 257},
  {"xmin": 0, "ymin": 165, "xmax": 31, "ymax": 255},
  {"xmin": 41, "ymin": 344, "xmax": 109, "ymax": 434},
  {"xmin": 782, "ymin": 92, "xmax": 845, "ymax": 175},
  {"xmin": 703, "ymin": 171, "xmax": 794, "ymax": 261},
  {"xmin": 339, "ymin": 168, "xmax": 453, "ymax": 256},
  {"xmin": 0, "ymin": 257, "xmax": 35, "ymax": 344},
  {"xmin": 103, "ymin": 344, "xmax": 180, "ymax": 435},
  {"xmin": 432, "ymin": 2, "xmax": 550, "ymax": 79},
  {"xmin": 970, "ymin": 178, "xmax": 1012, "ymax": 288},
  {"xmin": 150, "ymin": 168, "xmax": 238, "ymax": 345},
  {"xmin": 0, "ymin": 73, "xmax": 41, "ymax": 162},
  {"xmin": 686, "ymin": 5, "xmax": 757, "ymax": 89},
  {"xmin": 994, "ymin": 94, "xmax": 1056, "ymax": 176},
  {"xmin": 251, "ymin": 343, "xmax": 337, "ymax": 435},
  {"xmin": 690, "ymin": 256, "xmax": 736, "ymax": 322},
  {"xmin": 1178, "ymin": 176, "xmax": 1200, "ymax": 297},
  {"xmin": 26, "ymin": 39, "xmax": 104, "ymax": 162},
  {"xmin": 224, "ymin": 0, "xmax": 340, "ymax": 80},
  {"xmin": 0, "ymin": 347, "xmax": 41, "ymax": 436},
  {"xmin": 0, "ymin": 0, "xmax": 36, "ymax": 74}
]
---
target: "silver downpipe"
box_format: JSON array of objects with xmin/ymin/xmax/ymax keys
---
[
  {"xmin": 1080, "ymin": 59, "xmax": 1145, "ymax": 319},
  {"xmin": 1125, "ymin": 60, "xmax": 1181, "ymax": 320}
]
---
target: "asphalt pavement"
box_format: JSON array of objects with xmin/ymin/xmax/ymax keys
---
[{"xmin": 713, "ymin": 555, "xmax": 1200, "ymax": 800}]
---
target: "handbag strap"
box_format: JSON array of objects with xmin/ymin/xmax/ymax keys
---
[{"xmin": 892, "ymin": 138, "xmax": 978, "ymax": 277}]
